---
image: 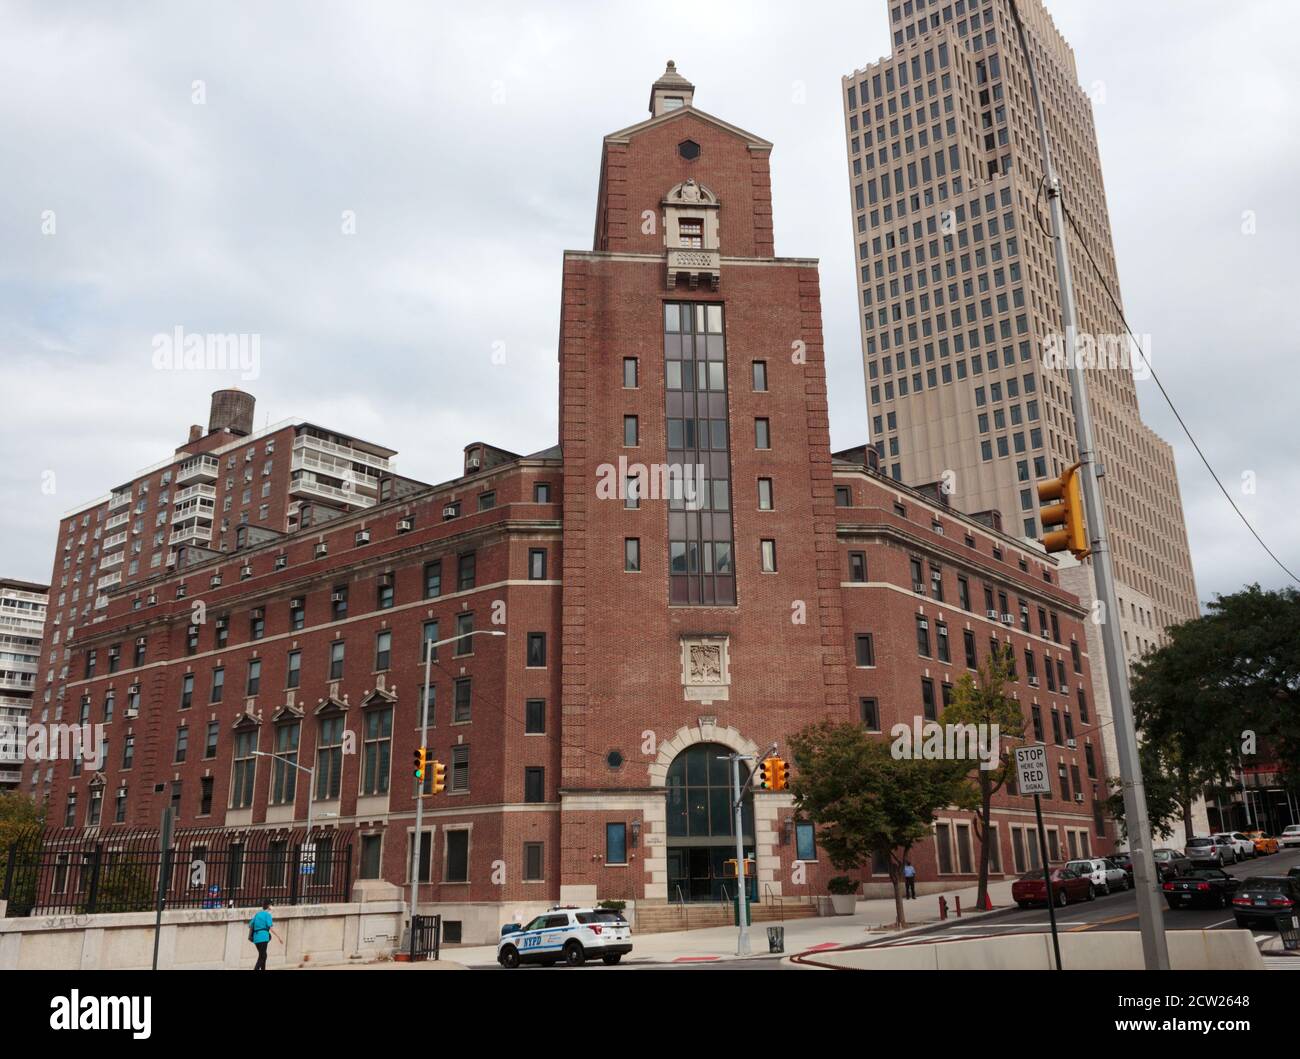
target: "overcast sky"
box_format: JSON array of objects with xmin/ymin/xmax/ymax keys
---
[{"xmin": 1, "ymin": 0, "xmax": 1296, "ymax": 610}]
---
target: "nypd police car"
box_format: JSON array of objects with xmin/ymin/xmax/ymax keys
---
[{"xmin": 497, "ymin": 906, "xmax": 633, "ymax": 968}]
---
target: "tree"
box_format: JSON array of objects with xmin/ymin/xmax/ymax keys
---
[
  {"xmin": 943, "ymin": 647, "xmax": 1025, "ymax": 906},
  {"xmin": 788, "ymin": 720, "xmax": 968, "ymax": 929},
  {"xmin": 1123, "ymin": 586, "xmax": 1300, "ymax": 839},
  {"xmin": 1106, "ymin": 740, "xmax": 1187, "ymax": 841},
  {"xmin": 0, "ymin": 789, "xmax": 42, "ymax": 853}
]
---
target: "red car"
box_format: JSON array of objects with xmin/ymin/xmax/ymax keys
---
[{"xmin": 1012, "ymin": 868, "xmax": 1095, "ymax": 908}]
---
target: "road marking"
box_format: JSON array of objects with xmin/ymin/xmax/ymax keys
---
[{"xmin": 1069, "ymin": 911, "xmax": 1136, "ymax": 932}]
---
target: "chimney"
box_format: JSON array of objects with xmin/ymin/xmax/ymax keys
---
[
  {"xmin": 188, "ymin": 424, "xmax": 203, "ymax": 443},
  {"xmin": 208, "ymin": 389, "xmax": 255, "ymax": 437}
]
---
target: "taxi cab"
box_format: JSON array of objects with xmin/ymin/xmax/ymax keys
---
[
  {"xmin": 497, "ymin": 906, "xmax": 633, "ymax": 968},
  {"xmin": 1245, "ymin": 831, "xmax": 1279, "ymax": 856}
]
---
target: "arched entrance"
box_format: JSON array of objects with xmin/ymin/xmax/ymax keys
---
[{"xmin": 665, "ymin": 742, "xmax": 755, "ymax": 903}]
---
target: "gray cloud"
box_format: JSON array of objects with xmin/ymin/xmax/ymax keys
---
[{"xmin": 1, "ymin": 0, "xmax": 1295, "ymax": 609}]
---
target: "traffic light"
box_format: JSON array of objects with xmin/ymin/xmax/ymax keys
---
[
  {"xmin": 723, "ymin": 857, "xmax": 738, "ymax": 877},
  {"xmin": 771, "ymin": 757, "xmax": 791, "ymax": 792},
  {"xmin": 413, "ymin": 747, "xmax": 428, "ymax": 781},
  {"xmin": 428, "ymin": 759, "xmax": 446, "ymax": 795},
  {"xmin": 1036, "ymin": 463, "xmax": 1090, "ymax": 559},
  {"xmin": 756, "ymin": 757, "xmax": 775, "ymax": 790}
]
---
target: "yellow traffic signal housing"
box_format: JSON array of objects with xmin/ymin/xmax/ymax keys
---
[
  {"xmin": 1036, "ymin": 463, "xmax": 1090, "ymax": 559},
  {"xmin": 413, "ymin": 747, "xmax": 428, "ymax": 780},
  {"xmin": 771, "ymin": 758, "xmax": 791, "ymax": 792},
  {"xmin": 429, "ymin": 759, "xmax": 446, "ymax": 795},
  {"xmin": 756, "ymin": 758, "xmax": 774, "ymax": 790},
  {"xmin": 722, "ymin": 858, "xmax": 738, "ymax": 877}
]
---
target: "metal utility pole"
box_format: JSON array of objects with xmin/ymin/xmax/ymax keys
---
[
  {"xmin": 152, "ymin": 807, "xmax": 174, "ymax": 971},
  {"xmin": 407, "ymin": 628, "xmax": 505, "ymax": 938},
  {"xmin": 729, "ymin": 753, "xmax": 752, "ymax": 956},
  {"xmin": 1034, "ymin": 794, "xmax": 1062, "ymax": 971},
  {"xmin": 1010, "ymin": 0, "xmax": 1170, "ymax": 970}
]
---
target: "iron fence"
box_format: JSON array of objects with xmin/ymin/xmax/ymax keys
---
[{"xmin": 2, "ymin": 825, "xmax": 353, "ymax": 917}]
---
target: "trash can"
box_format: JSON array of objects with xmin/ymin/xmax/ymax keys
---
[
  {"xmin": 1279, "ymin": 913, "xmax": 1300, "ymax": 951},
  {"xmin": 732, "ymin": 896, "xmax": 752, "ymax": 926},
  {"xmin": 767, "ymin": 926, "xmax": 785, "ymax": 953}
]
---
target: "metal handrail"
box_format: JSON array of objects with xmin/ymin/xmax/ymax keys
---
[
  {"xmin": 673, "ymin": 884, "xmax": 688, "ymax": 928},
  {"xmin": 763, "ymin": 883, "xmax": 784, "ymax": 922}
]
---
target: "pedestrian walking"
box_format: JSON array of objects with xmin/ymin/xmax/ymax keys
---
[
  {"xmin": 903, "ymin": 860, "xmax": 917, "ymax": 900},
  {"xmin": 249, "ymin": 901, "xmax": 282, "ymax": 970}
]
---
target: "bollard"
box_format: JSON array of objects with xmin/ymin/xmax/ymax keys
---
[
  {"xmin": 955, "ymin": 895, "xmax": 962, "ymax": 917},
  {"xmin": 938, "ymin": 895, "xmax": 948, "ymax": 920}
]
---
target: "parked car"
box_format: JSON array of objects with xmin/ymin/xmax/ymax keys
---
[
  {"xmin": 1107, "ymin": 852, "xmax": 1134, "ymax": 880},
  {"xmin": 1186, "ymin": 836, "xmax": 1236, "ymax": 867},
  {"xmin": 1231, "ymin": 876, "xmax": 1300, "ymax": 930},
  {"xmin": 1163, "ymin": 867, "xmax": 1240, "ymax": 910},
  {"xmin": 497, "ymin": 906, "xmax": 633, "ymax": 968},
  {"xmin": 1012, "ymin": 868, "xmax": 1095, "ymax": 908},
  {"xmin": 1214, "ymin": 832, "xmax": 1257, "ymax": 860},
  {"xmin": 1245, "ymin": 831, "xmax": 1279, "ymax": 856},
  {"xmin": 1066, "ymin": 857, "xmax": 1129, "ymax": 895},
  {"xmin": 1280, "ymin": 825, "xmax": 1300, "ymax": 849},
  {"xmin": 1153, "ymin": 849, "xmax": 1193, "ymax": 880}
]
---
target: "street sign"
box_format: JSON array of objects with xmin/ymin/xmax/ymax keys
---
[
  {"xmin": 300, "ymin": 841, "xmax": 316, "ymax": 876},
  {"xmin": 1014, "ymin": 745, "xmax": 1051, "ymax": 795}
]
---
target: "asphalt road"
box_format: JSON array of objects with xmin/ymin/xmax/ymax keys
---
[
  {"xmin": 907, "ymin": 845, "xmax": 1300, "ymax": 943},
  {"xmin": 473, "ymin": 846, "xmax": 1300, "ymax": 970}
]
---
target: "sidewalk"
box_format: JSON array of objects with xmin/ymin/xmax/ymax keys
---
[{"xmin": 422, "ymin": 877, "xmax": 1022, "ymax": 969}]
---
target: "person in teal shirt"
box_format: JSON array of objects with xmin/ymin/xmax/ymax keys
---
[{"xmin": 249, "ymin": 902, "xmax": 280, "ymax": 970}]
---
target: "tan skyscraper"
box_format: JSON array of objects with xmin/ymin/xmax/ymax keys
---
[
  {"xmin": 842, "ymin": 0, "xmax": 1202, "ymax": 833},
  {"xmin": 843, "ymin": 0, "xmax": 1198, "ymax": 623}
]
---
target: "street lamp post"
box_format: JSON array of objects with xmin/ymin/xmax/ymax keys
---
[
  {"xmin": 252, "ymin": 750, "xmax": 316, "ymax": 867},
  {"xmin": 407, "ymin": 628, "xmax": 505, "ymax": 940}
]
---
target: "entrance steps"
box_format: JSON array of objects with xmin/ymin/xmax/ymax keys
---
[{"xmin": 631, "ymin": 899, "xmax": 819, "ymax": 935}]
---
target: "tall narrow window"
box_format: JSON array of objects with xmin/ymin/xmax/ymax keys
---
[
  {"xmin": 362, "ymin": 707, "xmax": 393, "ymax": 796},
  {"xmin": 272, "ymin": 722, "xmax": 299, "ymax": 805},
  {"xmin": 665, "ymin": 301, "xmax": 734, "ymax": 605}
]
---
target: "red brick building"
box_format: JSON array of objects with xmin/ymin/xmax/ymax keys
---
[{"xmin": 21, "ymin": 63, "xmax": 1108, "ymax": 941}]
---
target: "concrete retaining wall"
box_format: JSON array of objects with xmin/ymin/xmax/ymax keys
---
[
  {"xmin": 0, "ymin": 900, "xmax": 403, "ymax": 970},
  {"xmin": 811, "ymin": 930, "xmax": 1264, "ymax": 971}
]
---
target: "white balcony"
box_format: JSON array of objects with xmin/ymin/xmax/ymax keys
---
[
  {"xmin": 105, "ymin": 511, "xmax": 129, "ymax": 531},
  {"xmin": 290, "ymin": 452, "xmax": 379, "ymax": 495},
  {"xmin": 169, "ymin": 523, "xmax": 213, "ymax": 546},
  {"xmin": 99, "ymin": 551, "xmax": 124, "ymax": 569},
  {"xmin": 172, "ymin": 497, "xmax": 215, "ymax": 523},
  {"xmin": 174, "ymin": 483, "xmax": 216, "ymax": 505},
  {"xmin": 102, "ymin": 530, "xmax": 128, "ymax": 550},
  {"xmin": 96, "ymin": 571, "xmax": 122, "ymax": 590},
  {"xmin": 108, "ymin": 489, "xmax": 132, "ymax": 511},
  {"xmin": 177, "ymin": 455, "xmax": 220, "ymax": 484},
  {"xmin": 289, "ymin": 471, "xmax": 376, "ymax": 510},
  {"xmin": 293, "ymin": 434, "xmax": 391, "ymax": 474}
]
